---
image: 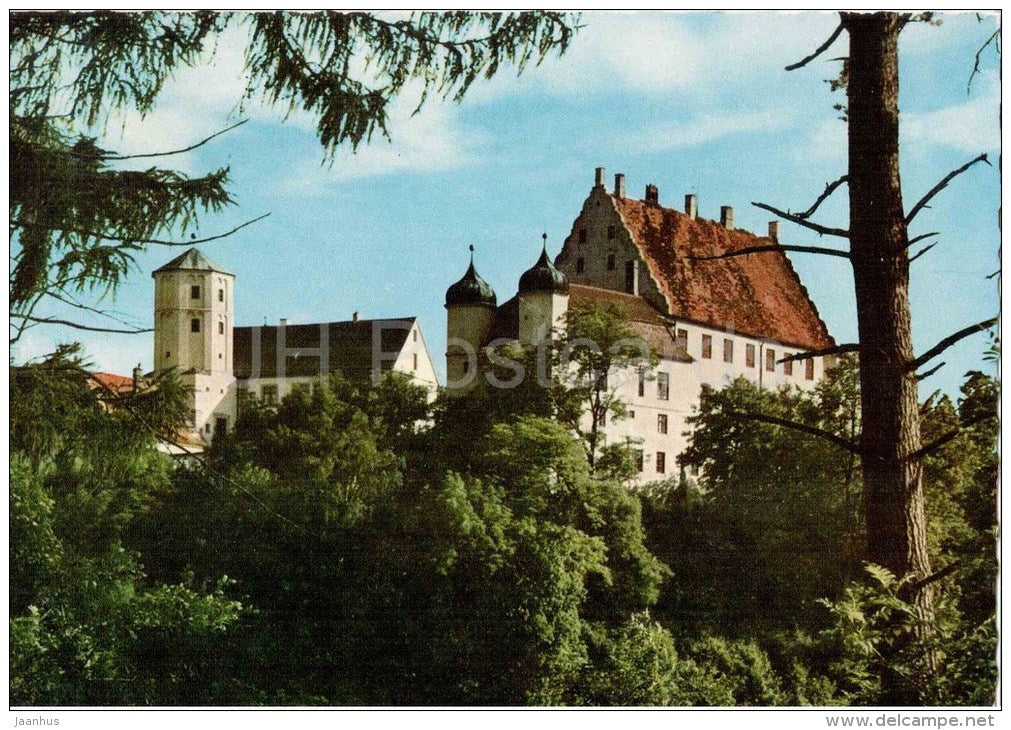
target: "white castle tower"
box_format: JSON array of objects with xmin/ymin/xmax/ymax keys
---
[
  {"xmin": 444, "ymin": 245, "xmax": 497, "ymax": 393},
  {"xmin": 517, "ymin": 233, "xmax": 569, "ymax": 346},
  {"xmin": 152, "ymin": 247, "xmax": 236, "ymax": 440}
]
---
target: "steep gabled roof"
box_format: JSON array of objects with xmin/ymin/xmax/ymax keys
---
[
  {"xmin": 610, "ymin": 196, "xmax": 834, "ymax": 351},
  {"xmin": 233, "ymin": 317, "xmax": 416, "ymax": 380},
  {"xmin": 152, "ymin": 247, "xmax": 232, "ymax": 276}
]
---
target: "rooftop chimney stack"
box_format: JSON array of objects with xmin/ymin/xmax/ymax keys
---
[
  {"xmin": 594, "ymin": 167, "xmax": 606, "ymax": 187},
  {"xmin": 352, "ymin": 311, "xmax": 359, "ymax": 322},
  {"xmin": 132, "ymin": 363, "xmax": 143, "ymax": 392},
  {"xmin": 685, "ymin": 194, "xmax": 698, "ymax": 219},
  {"xmin": 645, "ymin": 184, "xmax": 659, "ymax": 205},
  {"xmin": 720, "ymin": 206, "xmax": 734, "ymax": 230},
  {"xmin": 768, "ymin": 221, "xmax": 779, "ymax": 242},
  {"xmin": 279, "ymin": 318, "xmax": 288, "ymax": 327},
  {"xmin": 614, "ymin": 173, "xmax": 626, "ymax": 199}
]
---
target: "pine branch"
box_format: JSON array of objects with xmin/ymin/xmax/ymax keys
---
[
  {"xmin": 693, "ymin": 244, "xmax": 850, "ymax": 262},
  {"xmin": 751, "ymin": 202, "xmax": 849, "ymax": 238},
  {"xmin": 910, "ymin": 560, "xmax": 962, "ymax": 593},
  {"xmin": 795, "ymin": 175, "xmax": 849, "ymax": 219},
  {"xmin": 726, "ymin": 409, "xmax": 861, "ymax": 454},
  {"xmin": 785, "ymin": 23, "xmax": 845, "ymax": 71},
  {"xmin": 905, "ymin": 154, "xmax": 991, "ymax": 224},
  {"xmin": 908, "ymin": 317, "xmax": 998, "ymax": 371},
  {"xmin": 905, "ymin": 231, "xmax": 939, "ymax": 249},
  {"xmin": 909, "ymin": 412, "xmax": 997, "ymax": 461},
  {"xmin": 777, "ymin": 344, "xmax": 859, "ymax": 364}
]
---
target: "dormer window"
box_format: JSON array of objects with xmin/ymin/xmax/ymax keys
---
[{"xmin": 191, "ymin": 285, "xmax": 201, "ymax": 299}]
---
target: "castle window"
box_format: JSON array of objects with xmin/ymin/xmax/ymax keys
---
[
  {"xmin": 413, "ymin": 330, "xmax": 418, "ymax": 342},
  {"xmin": 658, "ymin": 413, "xmax": 668, "ymax": 434},
  {"xmin": 165, "ymin": 351, "xmax": 171, "ymax": 359},
  {"xmin": 766, "ymin": 349, "xmax": 776, "ymax": 372},
  {"xmin": 607, "ymin": 225, "xmax": 616, "ymax": 239},
  {"xmin": 628, "ymin": 410, "xmax": 635, "ymax": 419},
  {"xmin": 806, "ymin": 358, "xmax": 815, "ymax": 380},
  {"xmin": 638, "ymin": 368, "xmax": 646, "ymax": 397},
  {"xmin": 676, "ymin": 329, "xmax": 688, "ymax": 354},
  {"xmin": 218, "ymin": 321, "xmax": 225, "ymax": 335},
  {"xmin": 784, "ymin": 356, "xmax": 794, "ymax": 376},
  {"xmin": 634, "ymin": 449, "xmax": 644, "ymax": 473},
  {"xmin": 576, "ymin": 257, "xmax": 585, "ymax": 273},
  {"xmin": 624, "ymin": 260, "xmax": 636, "ymax": 293},
  {"xmin": 656, "ymin": 451, "xmax": 666, "ymax": 474},
  {"xmin": 701, "ymin": 334, "xmax": 712, "ymax": 359},
  {"xmin": 413, "ymin": 353, "xmax": 418, "ymax": 371},
  {"xmin": 218, "ymin": 289, "xmax": 224, "ymax": 302},
  {"xmin": 606, "ymin": 253, "xmax": 616, "ymax": 271},
  {"xmin": 191, "ymin": 285, "xmax": 201, "ymax": 299},
  {"xmin": 190, "ymin": 318, "xmax": 200, "ymax": 333},
  {"xmin": 723, "ymin": 338, "xmax": 733, "ymax": 363},
  {"xmin": 746, "ymin": 343, "xmax": 756, "ymax": 368},
  {"xmin": 261, "ymin": 384, "xmax": 278, "ymax": 405},
  {"xmin": 578, "ymin": 228, "xmax": 587, "ymax": 244},
  {"xmin": 657, "ymin": 372, "xmax": 670, "ymax": 401}
]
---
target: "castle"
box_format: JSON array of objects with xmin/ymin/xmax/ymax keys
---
[
  {"xmin": 148, "ymin": 248, "xmax": 438, "ymax": 452},
  {"xmin": 137, "ymin": 166, "xmax": 833, "ymax": 472},
  {"xmin": 443, "ymin": 167, "xmax": 835, "ymax": 479}
]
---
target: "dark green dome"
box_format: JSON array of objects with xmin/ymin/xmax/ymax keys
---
[
  {"xmin": 519, "ymin": 245, "xmax": 569, "ymax": 295},
  {"xmin": 446, "ymin": 258, "xmax": 497, "ymax": 308}
]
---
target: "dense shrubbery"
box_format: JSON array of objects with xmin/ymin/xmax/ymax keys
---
[{"xmin": 11, "ymin": 348, "xmax": 997, "ymax": 705}]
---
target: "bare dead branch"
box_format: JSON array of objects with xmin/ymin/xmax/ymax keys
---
[
  {"xmin": 796, "ymin": 175, "xmax": 849, "ymax": 219},
  {"xmin": 752, "ymin": 202, "xmax": 850, "ymax": 238},
  {"xmin": 11, "ymin": 213, "xmax": 270, "ymax": 247},
  {"xmin": 726, "ymin": 409, "xmax": 861, "ymax": 454},
  {"xmin": 909, "ymin": 412, "xmax": 997, "ymax": 461},
  {"xmin": 905, "ymin": 154, "xmax": 991, "ymax": 224},
  {"xmin": 692, "ymin": 244, "xmax": 851, "ymax": 262},
  {"xmin": 915, "ymin": 361, "xmax": 945, "ymax": 382},
  {"xmin": 908, "ymin": 317, "xmax": 998, "ymax": 371},
  {"xmin": 968, "ymin": 28, "xmax": 1000, "ymax": 93},
  {"xmin": 777, "ymin": 343, "xmax": 859, "ymax": 363},
  {"xmin": 908, "ymin": 242, "xmax": 937, "ymax": 264},
  {"xmin": 13, "ymin": 314, "xmax": 152, "ymax": 334},
  {"xmin": 905, "ymin": 231, "xmax": 939, "ymax": 249},
  {"xmin": 785, "ymin": 23, "xmax": 845, "ymax": 71},
  {"xmin": 911, "ymin": 560, "xmax": 962, "ymax": 593},
  {"xmin": 53, "ymin": 120, "xmax": 249, "ymax": 161}
]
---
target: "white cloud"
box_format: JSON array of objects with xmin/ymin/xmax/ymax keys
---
[
  {"xmin": 623, "ymin": 107, "xmax": 795, "ymax": 152},
  {"xmin": 902, "ymin": 71, "xmax": 1000, "ymax": 153}
]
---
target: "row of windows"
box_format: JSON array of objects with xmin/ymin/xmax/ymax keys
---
[
  {"xmin": 576, "ymin": 225, "xmax": 617, "ymax": 245},
  {"xmin": 189, "ymin": 285, "xmax": 226, "ymax": 302},
  {"xmin": 634, "ymin": 450, "xmax": 668, "ymax": 475},
  {"xmin": 694, "ymin": 332, "xmax": 815, "ymax": 379},
  {"xmin": 187, "ymin": 318, "xmax": 227, "ymax": 334}
]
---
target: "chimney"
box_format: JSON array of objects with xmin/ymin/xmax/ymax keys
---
[
  {"xmin": 352, "ymin": 311, "xmax": 359, "ymax": 322},
  {"xmin": 594, "ymin": 166, "xmax": 606, "ymax": 187},
  {"xmin": 768, "ymin": 221, "xmax": 779, "ymax": 242},
  {"xmin": 279, "ymin": 318, "xmax": 288, "ymax": 328},
  {"xmin": 645, "ymin": 184, "xmax": 659, "ymax": 205},
  {"xmin": 614, "ymin": 173, "xmax": 626, "ymax": 199},
  {"xmin": 132, "ymin": 363, "xmax": 143, "ymax": 392},
  {"xmin": 684, "ymin": 194, "xmax": 697, "ymax": 219},
  {"xmin": 720, "ymin": 206, "xmax": 734, "ymax": 230}
]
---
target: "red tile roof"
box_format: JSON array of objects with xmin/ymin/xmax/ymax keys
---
[
  {"xmin": 88, "ymin": 371, "xmax": 135, "ymax": 394},
  {"xmin": 611, "ymin": 197, "xmax": 834, "ymax": 351}
]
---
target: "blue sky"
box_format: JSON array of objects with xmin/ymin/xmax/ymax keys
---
[{"xmin": 14, "ymin": 10, "xmax": 1001, "ymax": 399}]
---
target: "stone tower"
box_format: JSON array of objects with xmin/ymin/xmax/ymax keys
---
[
  {"xmin": 444, "ymin": 246, "xmax": 496, "ymax": 393},
  {"xmin": 517, "ymin": 234, "xmax": 569, "ymax": 347},
  {"xmin": 152, "ymin": 247, "xmax": 236, "ymax": 438}
]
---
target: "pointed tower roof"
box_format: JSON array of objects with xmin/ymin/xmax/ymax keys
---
[
  {"xmin": 152, "ymin": 247, "xmax": 232, "ymax": 276},
  {"xmin": 445, "ymin": 246, "xmax": 497, "ymax": 308},
  {"xmin": 519, "ymin": 233, "xmax": 569, "ymax": 295}
]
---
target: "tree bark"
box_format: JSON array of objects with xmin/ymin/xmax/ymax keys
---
[{"xmin": 842, "ymin": 11, "xmax": 934, "ymax": 703}]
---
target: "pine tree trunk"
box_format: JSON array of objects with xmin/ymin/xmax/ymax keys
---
[{"xmin": 843, "ymin": 12, "xmax": 934, "ymax": 703}]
